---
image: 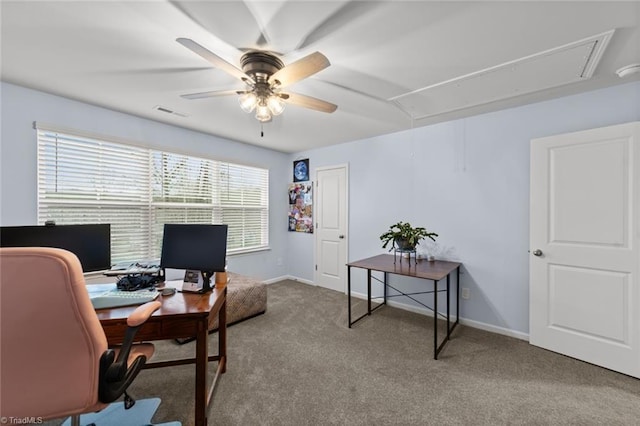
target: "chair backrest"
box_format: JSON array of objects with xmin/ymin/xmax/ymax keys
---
[{"xmin": 0, "ymin": 247, "xmax": 108, "ymax": 419}]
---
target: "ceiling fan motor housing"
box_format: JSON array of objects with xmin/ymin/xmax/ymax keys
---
[{"xmin": 241, "ymin": 51, "xmax": 284, "ymax": 85}]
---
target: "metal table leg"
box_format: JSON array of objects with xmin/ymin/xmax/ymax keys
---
[
  {"xmin": 367, "ymin": 268, "xmax": 372, "ymax": 315},
  {"xmin": 433, "ymin": 279, "xmax": 438, "ymax": 360},
  {"xmin": 446, "ymin": 274, "xmax": 450, "ymax": 340},
  {"xmin": 347, "ymin": 265, "xmax": 352, "ymax": 328}
]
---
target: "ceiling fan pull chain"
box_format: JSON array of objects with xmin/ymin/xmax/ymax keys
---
[{"xmin": 261, "ymin": 123, "xmax": 264, "ymax": 138}]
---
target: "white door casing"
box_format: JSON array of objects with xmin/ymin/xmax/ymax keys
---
[
  {"xmin": 315, "ymin": 165, "xmax": 348, "ymax": 293},
  {"xmin": 530, "ymin": 122, "xmax": 640, "ymax": 377}
]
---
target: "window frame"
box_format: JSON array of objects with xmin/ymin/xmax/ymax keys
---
[{"xmin": 36, "ymin": 124, "xmax": 270, "ymax": 264}]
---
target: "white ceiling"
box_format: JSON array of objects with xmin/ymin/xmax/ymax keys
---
[{"xmin": 2, "ymin": 1, "xmax": 639, "ymax": 153}]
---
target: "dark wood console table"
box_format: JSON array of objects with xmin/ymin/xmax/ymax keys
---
[{"xmin": 347, "ymin": 254, "xmax": 461, "ymax": 359}]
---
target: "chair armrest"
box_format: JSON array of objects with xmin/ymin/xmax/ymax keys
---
[
  {"xmin": 114, "ymin": 301, "xmax": 161, "ymax": 366},
  {"xmin": 127, "ymin": 301, "xmax": 161, "ymax": 327},
  {"xmin": 99, "ymin": 301, "xmax": 161, "ymax": 403}
]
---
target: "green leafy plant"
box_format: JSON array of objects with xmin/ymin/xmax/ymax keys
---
[{"xmin": 379, "ymin": 221, "xmax": 438, "ymax": 251}]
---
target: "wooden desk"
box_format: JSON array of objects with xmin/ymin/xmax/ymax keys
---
[
  {"xmin": 347, "ymin": 254, "xmax": 461, "ymax": 359},
  {"xmin": 96, "ymin": 284, "xmax": 227, "ymax": 426}
]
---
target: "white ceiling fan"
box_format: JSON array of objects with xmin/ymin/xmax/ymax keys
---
[{"xmin": 176, "ymin": 38, "xmax": 337, "ymax": 123}]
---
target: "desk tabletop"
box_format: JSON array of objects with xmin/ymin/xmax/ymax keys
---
[
  {"xmin": 95, "ymin": 283, "xmax": 226, "ymax": 323},
  {"xmin": 347, "ymin": 254, "xmax": 461, "ymax": 281}
]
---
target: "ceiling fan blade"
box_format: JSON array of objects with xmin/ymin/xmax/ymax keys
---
[
  {"xmin": 176, "ymin": 38, "xmax": 254, "ymax": 84},
  {"xmin": 319, "ymin": 80, "xmax": 389, "ymax": 103},
  {"xmin": 171, "ymin": 1, "xmax": 264, "ymax": 50},
  {"xmin": 255, "ymin": 32, "xmax": 270, "ymax": 48},
  {"xmin": 181, "ymin": 89, "xmax": 246, "ymax": 100},
  {"xmin": 296, "ymin": 1, "xmax": 384, "ymax": 50},
  {"xmin": 283, "ymin": 92, "xmax": 337, "ymax": 113},
  {"xmin": 242, "ymin": 1, "xmax": 273, "ymax": 48},
  {"xmin": 268, "ymin": 52, "xmax": 330, "ymax": 88},
  {"xmin": 104, "ymin": 66, "xmax": 212, "ymax": 76}
]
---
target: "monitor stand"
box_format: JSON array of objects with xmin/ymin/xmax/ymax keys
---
[
  {"xmin": 180, "ymin": 270, "xmax": 213, "ymax": 293},
  {"xmin": 198, "ymin": 271, "xmax": 213, "ymax": 293}
]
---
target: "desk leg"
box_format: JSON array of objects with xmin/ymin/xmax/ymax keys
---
[
  {"xmin": 384, "ymin": 272, "xmax": 388, "ymax": 305},
  {"xmin": 348, "ymin": 265, "xmax": 352, "ymax": 328},
  {"xmin": 457, "ymin": 267, "xmax": 460, "ymax": 325},
  {"xmin": 433, "ymin": 279, "xmax": 438, "ymax": 360},
  {"xmin": 204, "ymin": 289, "xmax": 227, "ymax": 410},
  {"xmin": 446, "ymin": 274, "xmax": 450, "ymax": 340},
  {"xmin": 219, "ymin": 292, "xmax": 227, "ymax": 374},
  {"xmin": 195, "ymin": 320, "xmax": 208, "ymax": 426},
  {"xmin": 367, "ymin": 268, "xmax": 372, "ymax": 315}
]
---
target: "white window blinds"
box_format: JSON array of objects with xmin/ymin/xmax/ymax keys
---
[{"xmin": 37, "ymin": 127, "xmax": 269, "ymax": 264}]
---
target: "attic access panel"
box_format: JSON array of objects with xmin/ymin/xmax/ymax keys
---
[{"xmin": 390, "ymin": 30, "xmax": 614, "ymax": 119}]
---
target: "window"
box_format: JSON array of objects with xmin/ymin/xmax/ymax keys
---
[{"xmin": 37, "ymin": 126, "xmax": 269, "ymax": 264}]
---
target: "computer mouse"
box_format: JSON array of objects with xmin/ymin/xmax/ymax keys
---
[{"xmin": 161, "ymin": 287, "xmax": 176, "ymax": 296}]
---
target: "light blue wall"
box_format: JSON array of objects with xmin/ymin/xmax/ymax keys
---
[
  {"xmin": 0, "ymin": 82, "xmax": 291, "ymax": 281},
  {"xmin": 289, "ymin": 81, "xmax": 640, "ymax": 335},
  {"xmin": 3, "ymin": 81, "xmax": 639, "ymax": 335}
]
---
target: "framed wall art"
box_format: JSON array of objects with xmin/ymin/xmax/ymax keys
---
[
  {"xmin": 293, "ymin": 159, "xmax": 310, "ymax": 182},
  {"xmin": 288, "ymin": 182, "xmax": 313, "ymax": 233}
]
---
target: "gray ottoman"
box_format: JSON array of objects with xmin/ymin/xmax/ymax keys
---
[
  {"xmin": 210, "ymin": 271, "xmax": 267, "ymax": 330},
  {"xmin": 176, "ymin": 271, "xmax": 267, "ymax": 344}
]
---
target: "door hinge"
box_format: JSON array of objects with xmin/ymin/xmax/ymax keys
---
[
  {"xmin": 315, "ymin": 264, "xmax": 318, "ymax": 271},
  {"xmin": 315, "ymin": 222, "xmax": 318, "ymax": 229}
]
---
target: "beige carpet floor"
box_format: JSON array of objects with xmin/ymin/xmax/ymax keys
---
[{"xmin": 47, "ymin": 280, "xmax": 640, "ymax": 425}]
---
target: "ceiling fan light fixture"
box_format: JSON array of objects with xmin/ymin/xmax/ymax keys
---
[
  {"xmin": 267, "ymin": 95, "xmax": 285, "ymax": 115},
  {"xmin": 255, "ymin": 103, "xmax": 272, "ymax": 122},
  {"xmin": 239, "ymin": 92, "xmax": 257, "ymax": 113},
  {"xmin": 177, "ymin": 38, "xmax": 336, "ymax": 123}
]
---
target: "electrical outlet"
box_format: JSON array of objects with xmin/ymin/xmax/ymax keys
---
[{"xmin": 461, "ymin": 288, "xmax": 470, "ymax": 300}]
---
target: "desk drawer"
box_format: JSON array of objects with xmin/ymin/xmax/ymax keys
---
[
  {"xmin": 102, "ymin": 320, "xmax": 162, "ymax": 345},
  {"xmin": 103, "ymin": 316, "xmax": 209, "ymax": 344}
]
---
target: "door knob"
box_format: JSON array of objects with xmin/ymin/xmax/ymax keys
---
[
  {"xmin": 338, "ymin": 235, "xmax": 345, "ymax": 239},
  {"xmin": 532, "ymin": 249, "xmax": 543, "ymax": 256}
]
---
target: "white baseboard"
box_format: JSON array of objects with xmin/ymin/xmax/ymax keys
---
[
  {"xmin": 266, "ymin": 277, "xmax": 529, "ymax": 341},
  {"xmin": 459, "ymin": 317, "xmax": 529, "ymax": 341},
  {"xmin": 264, "ymin": 275, "xmax": 315, "ymax": 286},
  {"xmin": 262, "ymin": 275, "xmax": 289, "ymax": 285},
  {"xmin": 286, "ymin": 275, "xmax": 315, "ymax": 286},
  {"xmin": 349, "ymin": 290, "xmax": 529, "ymax": 341}
]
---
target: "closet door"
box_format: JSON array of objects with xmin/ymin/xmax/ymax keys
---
[{"xmin": 530, "ymin": 122, "xmax": 640, "ymax": 377}]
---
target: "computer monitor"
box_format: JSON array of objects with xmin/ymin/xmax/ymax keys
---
[
  {"xmin": 0, "ymin": 223, "xmax": 111, "ymax": 272},
  {"xmin": 160, "ymin": 224, "xmax": 228, "ymax": 293}
]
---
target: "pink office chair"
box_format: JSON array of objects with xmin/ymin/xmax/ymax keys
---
[{"xmin": 0, "ymin": 247, "xmax": 161, "ymax": 424}]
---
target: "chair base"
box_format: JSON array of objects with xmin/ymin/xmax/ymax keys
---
[{"xmin": 61, "ymin": 398, "xmax": 180, "ymax": 426}]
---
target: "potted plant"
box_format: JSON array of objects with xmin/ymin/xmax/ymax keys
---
[{"xmin": 379, "ymin": 221, "xmax": 438, "ymax": 251}]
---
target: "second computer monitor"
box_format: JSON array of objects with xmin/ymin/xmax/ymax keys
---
[
  {"xmin": 0, "ymin": 223, "xmax": 111, "ymax": 272},
  {"xmin": 160, "ymin": 224, "xmax": 228, "ymax": 274}
]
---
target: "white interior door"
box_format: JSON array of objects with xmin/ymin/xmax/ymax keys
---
[
  {"xmin": 315, "ymin": 165, "xmax": 348, "ymax": 293},
  {"xmin": 530, "ymin": 122, "xmax": 640, "ymax": 377}
]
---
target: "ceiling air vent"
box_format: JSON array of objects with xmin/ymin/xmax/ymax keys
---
[
  {"xmin": 153, "ymin": 105, "xmax": 189, "ymax": 118},
  {"xmin": 390, "ymin": 30, "xmax": 615, "ymax": 120}
]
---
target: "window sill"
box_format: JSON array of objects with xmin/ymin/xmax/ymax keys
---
[{"xmin": 228, "ymin": 246, "xmax": 271, "ymax": 257}]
